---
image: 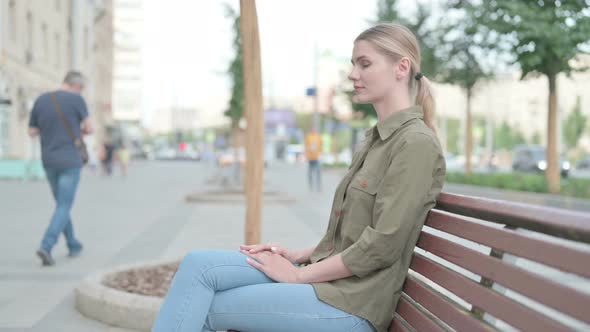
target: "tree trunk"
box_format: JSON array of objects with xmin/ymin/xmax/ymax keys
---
[
  {"xmin": 546, "ymin": 74, "xmax": 560, "ymax": 194},
  {"xmin": 240, "ymin": 0, "xmax": 264, "ymax": 245},
  {"xmin": 465, "ymin": 87, "xmax": 473, "ymax": 175}
]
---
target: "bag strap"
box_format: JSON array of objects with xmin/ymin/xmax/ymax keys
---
[{"xmin": 50, "ymin": 92, "xmax": 81, "ymax": 144}]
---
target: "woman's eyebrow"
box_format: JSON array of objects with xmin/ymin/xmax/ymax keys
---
[{"xmin": 351, "ymin": 55, "xmax": 368, "ymax": 64}]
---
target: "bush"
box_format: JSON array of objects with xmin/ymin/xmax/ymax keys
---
[{"xmin": 445, "ymin": 172, "xmax": 590, "ymax": 199}]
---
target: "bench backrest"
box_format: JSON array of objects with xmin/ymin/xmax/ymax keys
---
[{"xmin": 391, "ymin": 192, "xmax": 590, "ymax": 332}]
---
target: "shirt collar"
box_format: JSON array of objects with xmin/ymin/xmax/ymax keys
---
[{"xmin": 370, "ymin": 105, "xmax": 423, "ymax": 141}]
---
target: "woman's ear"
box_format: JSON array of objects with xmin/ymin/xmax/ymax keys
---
[{"xmin": 396, "ymin": 57, "xmax": 411, "ymax": 79}]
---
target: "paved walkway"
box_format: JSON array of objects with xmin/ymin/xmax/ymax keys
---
[
  {"xmin": 1, "ymin": 161, "xmax": 588, "ymax": 331},
  {"xmin": 0, "ymin": 161, "xmax": 340, "ymax": 331}
]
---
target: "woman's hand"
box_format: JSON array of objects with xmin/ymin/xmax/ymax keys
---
[
  {"xmin": 242, "ymin": 250, "xmax": 301, "ymax": 283},
  {"xmin": 239, "ymin": 243, "xmax": 299, "ymax": 264}
]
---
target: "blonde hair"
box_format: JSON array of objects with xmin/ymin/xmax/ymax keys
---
[{"xmin": 355, "ymin": 23, "xmax": 437, "ymax": 134}]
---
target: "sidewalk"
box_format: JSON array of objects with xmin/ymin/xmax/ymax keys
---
[{"xmin": 0, "ymin": 161, "xmax": 340, "ymax": 331}]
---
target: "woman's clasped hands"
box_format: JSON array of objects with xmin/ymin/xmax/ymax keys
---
[{"xmin": 240, "ymin": 243, "xmax": 302, "ymax": 283}]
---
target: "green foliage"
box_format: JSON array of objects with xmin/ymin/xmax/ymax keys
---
[
  {"xmin": 494, "ymin": 121, "xmax": 526, "ymax": 150},
  {"xmin": 436, "ymin": 5, "xmax": 491, "ymax": 91},
  {"xmin": 295, "ymin": 112, "xmax": 315, "ymax": 133},
  {"xmin": 531, "ymin": 131, "xmax": 542, "ymax": 145},
  {"xmin": 373, "ymin": 0, "xmax": 440, "ymax": 78},
  {"xmin": 563, "ymin": 96, "xmax": 587, "ymax": 149},
  {"xmin": 223, "ymin": 4, "xmax": 243, "ymax": 128},
  {"xmin": 446, "ymin": 118, "xmax": 461, "ymax": 154},
  {"xmin": 374, "ymin": 0, "xmax": 402, "ymax": 23},
  {"xmin": 453, "ymin": 0, "xmax": 590, "ymax": 79},
  {"xmin": 445, "ymin": 172, "xmax": 590, "ymax": 199}
]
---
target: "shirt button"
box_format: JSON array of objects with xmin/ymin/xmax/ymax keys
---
[
  {"xmin": 361, "ymin": 180, "xmax": 367, "ymax": 188},
  {"xmin": 335, "ymin": 211, "xmax": 341, "ymax": 217}
]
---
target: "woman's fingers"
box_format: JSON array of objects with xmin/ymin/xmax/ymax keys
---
[
  {"xmin": 246, "ymin": 257, "xmax": 265, "ymax": 270},
  {"xmin": 240, "ymin": 243, "xmax": 278, "ymax": 254}
]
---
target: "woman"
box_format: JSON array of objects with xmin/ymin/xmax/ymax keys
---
[{"xmin": 152, "ymin": 23, "xmax": 446, "ymax": 332}]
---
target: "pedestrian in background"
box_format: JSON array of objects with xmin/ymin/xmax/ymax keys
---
[
  {"xmin": 102, "ymin": 137, "xmax": 115, "ymax": 176},
  {"xmin": 304, "ymin": 128, "xmax": 322, "ymax": 192},
  {"xmin": 117, "ymin": 142, "xmax": 130, "ymax": 177},
  {"xmin": 28, "ymin": 70, "xmax": 92, "ymax": 266}
]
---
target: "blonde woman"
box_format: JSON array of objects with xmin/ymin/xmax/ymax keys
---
[{"xmin": 152, "ymin": 23, "xmax": 445, "ymax": 332}]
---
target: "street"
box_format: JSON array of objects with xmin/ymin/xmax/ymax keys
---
[{"xmin": 0, "ymin": 161, "xmax": 588, "ymax": 331}]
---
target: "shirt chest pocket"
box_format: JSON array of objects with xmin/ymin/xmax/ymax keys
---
[
  {"xmin": 349, "ymin": 174, "xmax": 379, "ymax": 197},
  {"xmin": 343, "ymin": 175, "xmax": 379, "ymax": 238}
]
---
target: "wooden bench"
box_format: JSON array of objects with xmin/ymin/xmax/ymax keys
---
[{"xmin": 391, "ymin": 192, "xmax": 590, "ymax": 332}]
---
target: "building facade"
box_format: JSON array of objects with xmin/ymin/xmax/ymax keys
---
[
  {"xmin": 112, "ymin": 0, "xmax": 143, "ymax": 123},
  {"xmin": 0, "ymin": 0, "xmax": 112, "ymax": 160}
]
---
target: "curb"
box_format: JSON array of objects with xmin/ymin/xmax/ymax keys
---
[{"xmin": 75, "ymin": 259, "xmax": 177, "ymax": 331}]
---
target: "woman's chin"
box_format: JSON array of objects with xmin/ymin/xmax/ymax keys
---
[{"xmin": 352, "ymin": 95, "xmax": 371, "ymax": 104}]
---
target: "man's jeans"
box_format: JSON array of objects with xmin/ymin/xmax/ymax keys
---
[
  {"xmin": 41, "ymin": 167, "xmax": 83, "ymax": 253},
  {"xmin": 308, "ymin": 159, "xmax": 322, "ymax": 192}
]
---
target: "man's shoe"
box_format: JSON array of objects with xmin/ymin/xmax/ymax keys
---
[
  {"xmin": 68, "ymin": 246, "xmax": 83, "ymax": 258},
  {"xmin": 36, "ymin": 249, "xmax": 55, "ymax": 266}
]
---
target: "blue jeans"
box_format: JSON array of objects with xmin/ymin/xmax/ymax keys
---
[
  {"xmin": 152, "ymin": 250, "xmax": 375, "ymax": 332},
  {"xmin": 308, "ymin": 160, "xmax": 321, "ymax": 191},
  {"xmin": 41, "ymin": 167, "xmax": 83, "ymax": 253}
]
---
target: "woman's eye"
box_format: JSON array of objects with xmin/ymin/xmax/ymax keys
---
[{"xmin": 361, "ymin": 63, "xmax": 370, "ymax": 68}]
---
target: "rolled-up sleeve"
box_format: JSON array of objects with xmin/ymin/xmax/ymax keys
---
[{"xmin": 341, "ymin": 133, "xmax": 439, "ymax": 278}]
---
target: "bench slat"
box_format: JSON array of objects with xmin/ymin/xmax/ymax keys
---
[
  {"xmin": 436, "ymin": 193, "xmax": 590, "ymax": 243},
  {"xmin": 426, "ymin": 210, "xmax": 590, "ymax": 279},
  {"xmin": 396, "ymin": 296, "xmax": 445, "ymax": 332},
  {"xmin": 410, "ymin": 253, "xmax": 571, "ymax": 332},
  {"xmin": 389, "ymin": 317, "xmax": 411, "ymax": 332},
  {"xmin": 403, "ymin": 276, "xmax": 494, "ymax": 332},
  {"xmin": 417, "ymin": 231, "xmax": 590, "ymax": 323}
]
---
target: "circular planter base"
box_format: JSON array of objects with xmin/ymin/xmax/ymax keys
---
[{"xmin": 75, "ymin": 260, "xmax": 176, "ymax": 331}]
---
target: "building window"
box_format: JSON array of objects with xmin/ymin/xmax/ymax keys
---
[{"xmin": 8, "ymin": 0, "xmax": 17, "ymax": 41}]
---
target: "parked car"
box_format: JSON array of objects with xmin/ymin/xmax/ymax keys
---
[
  {"xmin": 576, "ymin": 156, "xmax": 590, "ymax": 170},
  {"xmin": 512, "ymin": 145, "xmax": 570, "ymax": 177}
]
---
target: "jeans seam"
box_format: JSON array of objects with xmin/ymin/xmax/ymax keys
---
[
  {"xmin": 343, "ymin": 319, "xmax": 366, "ymax": 332},
  {"xmin": 173, "ymin": 263, "xmax": 262, "ymax": 331}
]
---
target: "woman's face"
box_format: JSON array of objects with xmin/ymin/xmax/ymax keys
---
[{"xmin": 348, "ymin": 40, "xmax": 405, "ymax": 104}]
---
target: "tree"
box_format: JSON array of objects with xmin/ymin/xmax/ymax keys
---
[
  {"xmin": 494, "ymin": 121, "xmax": 526, "ymax": 150},
  {"xmin": 563, "ymin": 96, "xmax": 587, "ymax": 149},
  {"xmin": 372, "ymin": 0, "xmax": 439, "ymax": 77},
  {"xmin": 437, "ymin": 5, "xmax": 491, "ymax": 174},
  {"xmin": 458, "ymin": 0, "xmax": 590, "ymax": 193},
  {"xmin": 224, "ymin": 4, "xmax": 243, "ymax": 129},
  {"xmin": 224, "ymin": 4, "xmax": 245, "ymax": 185},
  {"xmin": 446, "ymin": 118, "xmax": 461, "ymax": 155}
]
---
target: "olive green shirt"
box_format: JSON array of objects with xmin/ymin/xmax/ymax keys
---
[{"xmin": 310, "ymin": 106, "xmax": 446, "ymax": 332}]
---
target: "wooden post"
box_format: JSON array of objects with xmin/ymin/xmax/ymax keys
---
[{"xmin": 240, "ymin": 0, "xmax": 264, "ymax": 245}]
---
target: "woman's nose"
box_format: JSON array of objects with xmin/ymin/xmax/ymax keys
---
[{"xmin": 348, "ymin": 68, "xmax": 358, "ymax": 81}]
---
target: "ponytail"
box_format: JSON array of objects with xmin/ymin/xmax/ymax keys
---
[{"xmin": 415, "ymin": 76, "xmax": 437, "ymax": 136}]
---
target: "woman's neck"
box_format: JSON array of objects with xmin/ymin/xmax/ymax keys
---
[{"xmin": 373, "ymin": 91, "xmax": 412, "ymax": 122}]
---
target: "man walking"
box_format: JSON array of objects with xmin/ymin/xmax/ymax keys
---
[
  {"xmin": 28, "ymin": 71, "xmax": 93, "ymax": 266},
  {"xmin": 304, "ymin": 128, "xmax": 322, "ymax": 192}
]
